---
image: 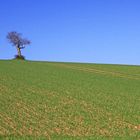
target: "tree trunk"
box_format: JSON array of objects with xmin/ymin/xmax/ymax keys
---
[{"xmin": 17, "ymin": 46, "xmax": 21, "ymax": 57}]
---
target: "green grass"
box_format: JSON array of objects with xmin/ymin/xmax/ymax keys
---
[{"xmin": 0, "ymin": 60, "xmax": 140, "ymax": 139}]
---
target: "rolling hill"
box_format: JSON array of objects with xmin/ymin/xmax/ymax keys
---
[{"xmin": 0, "ymin": 60, "xmax": 140, "ymax": 139}]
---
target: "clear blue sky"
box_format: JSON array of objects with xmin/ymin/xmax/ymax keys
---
[{"xmin": 0, "ymin": 0, "xmax": 140, "ymax": 65}]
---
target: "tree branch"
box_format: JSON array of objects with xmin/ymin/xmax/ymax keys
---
[{"xmin": 19, "ymin": 46, "xmax": 25, "ymax": 49}]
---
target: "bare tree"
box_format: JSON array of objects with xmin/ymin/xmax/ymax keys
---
[{"xmin": 7, "ymin": 31, "xmax": 31, "ymax": 59}]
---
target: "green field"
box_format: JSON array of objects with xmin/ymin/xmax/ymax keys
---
[{"xmin": 0, "ymin": 60, "xmax": 140, "ymax": 139}]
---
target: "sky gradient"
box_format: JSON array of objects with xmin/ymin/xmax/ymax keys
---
[{"xmin": 0, "ymin": 0, "xmax": 140, "ymax": 65}]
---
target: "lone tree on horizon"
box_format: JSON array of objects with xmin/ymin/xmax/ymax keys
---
[{"xmin": 7, "ymin": 31, "xmax": 31, "ymax": 60}]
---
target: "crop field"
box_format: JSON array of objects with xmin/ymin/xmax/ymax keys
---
[{"xmin": 0, "ymin": 60, "xmax": 140, "ymax": 139}]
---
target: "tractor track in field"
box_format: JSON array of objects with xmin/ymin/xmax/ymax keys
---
[{"xmin": 50, "ymin": 63, "xmax": 140, "ymax": 80}]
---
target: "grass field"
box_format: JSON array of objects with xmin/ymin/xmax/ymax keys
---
[{"xmin": 0, "ymin": 60, "xmax": 140, "ymax": 139}]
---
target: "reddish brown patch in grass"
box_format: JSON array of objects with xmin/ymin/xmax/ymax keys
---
[
  {"xmin": 134, "ymin": 125, "xmax": 140, "ymax": 131},
  {"xmin": 0, "ymin": 88, "xmax": 139, "ymax": 138}
]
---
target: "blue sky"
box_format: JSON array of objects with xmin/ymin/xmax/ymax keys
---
[{"xmin": 0, "ymin": 0, "xmax": 140, "ymax": 65}]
